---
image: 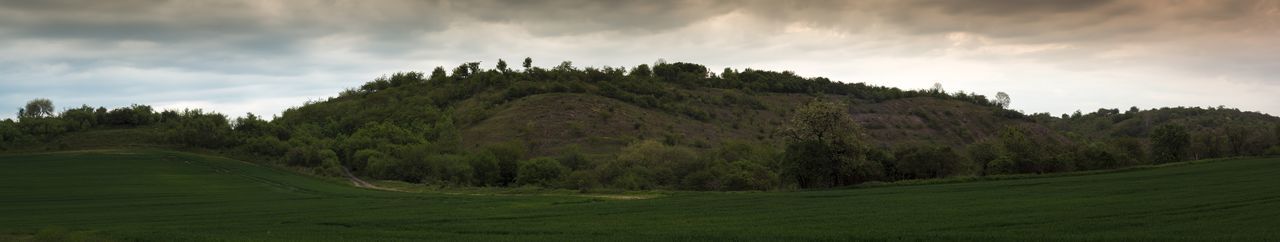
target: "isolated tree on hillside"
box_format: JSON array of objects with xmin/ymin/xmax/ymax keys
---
[
  {"xmin": 930, "ymin": 83, "xmax": 944, "ymax": 94},
  {"xmin": 522, "ymin": 57, "xmax": 532, "ymax": 70},
  {"xmin": 496, "ymin": 59, "xmax": 509, "ymax": 72},
  {"xmin": 1151, "ymin": 124, "xmax": 1190, "ymax": 163},
  {"xmin": 995, "ymin": 92, "xmax": 1011, "ymax": 109},
  {"xmin": 21, "ymin": 98, "xmax": 54, "ymax": 118},
  {"xmin": 782, "ymin": 100, "xmax": 881, "ymax": 188}
]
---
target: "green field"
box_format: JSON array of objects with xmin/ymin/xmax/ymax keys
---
[{"xmin": 2, "ymin": 150, "xmax": 1277, "ymax": 241}]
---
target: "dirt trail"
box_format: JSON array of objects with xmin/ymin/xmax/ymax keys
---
[{"xmin": 340, "ymin": 167, "xmax": 398, "ymax": 192}]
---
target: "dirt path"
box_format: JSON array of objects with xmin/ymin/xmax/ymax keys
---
[{"xmin": 340, "ymin": 167, "xmax": 398, "ymax": 192}]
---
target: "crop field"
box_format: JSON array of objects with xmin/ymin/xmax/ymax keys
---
[{"xmin": 1, "ymin": 149, "xmax": 1278, "ymax": 241}]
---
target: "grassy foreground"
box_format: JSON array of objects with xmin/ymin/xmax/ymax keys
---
[{"xmin": 1, "ymin": 150, "xmax": 1277, "ymax": 241}]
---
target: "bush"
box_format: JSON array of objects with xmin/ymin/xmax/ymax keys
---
[
  {"xmin": 607, "ymin": 140, "xmax": 699, "ymax": 188},
  {"xmin": 892, "ymin": 144, "xmax": 969, "ymax": 180},
  {"xmin": 351, "ymin": 149, "xmax": 387, "ymax": 172},
  {"xmin": 285, "ymin": 147, "xmax": 324, "ymax": 167},
  {"xmin": 721, "ymin": 160, "xmax": 780, "ymax": 191},
  {"xmin": 242, "ymin": 136, "xmax": 289, "ymax": 157},
  {"xmin": 564, "ymin": 170, "xmax": 600, "ymax": 192},
  {"xmin": 965, "ymin": 141, "xmax": 1000, "ymax": 175},
  {"xmin": 0, "ymin": 119, "xmax": 25, "ymax": 146},
  {"xmin": 430, "ymin": 154, "xmax": 474, "ymax": 185},
  {"xmin": 516, "ymin": 157, "xmax": 567, "ymax": 187},
  {"xmin": 557, "ymin": 145, "xmax": 591, "ymax": 170},
  {"xmin": 467, "ymin": 151, "xmax": 501, "ymax": 186},
  {"xmin": 317, "ymin": 151, "xmax": 344, "ymax": 177},
  {"xmin": 1077, "ymin": 142, "xmax": 1122, "ymax": 170},
  {"xmin": 366, "ymin": 155, "xmax": 402, "ymax": 180},
  {"xmin": 1265, "ymin": 145, "xmax": 1280, "ymax": 156},
  {"xmin": 484, "ymin": 142, "xmax": 527, "ymax": 186}
]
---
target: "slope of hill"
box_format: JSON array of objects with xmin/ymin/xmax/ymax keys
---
[
  {"xmin": 4, "ymin": 149, "xmax": 1279, "ymax": 241},
  {"xmin": 3, "ymin": 60, "xmax": 1278, "ymax": 191},
  {"xmin": 274, "ymin": 62, "xmax": 1048, "ymax": 157}
]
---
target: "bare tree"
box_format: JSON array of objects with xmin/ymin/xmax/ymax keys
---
[{"xmin": 995, "ymin": 92, "xmax": 1011, "ymax": 109}]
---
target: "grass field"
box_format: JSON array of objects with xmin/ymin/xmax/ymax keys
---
[{"xmin": 1, "ymin": 149, "xmax": 1278, "ymax": 241}]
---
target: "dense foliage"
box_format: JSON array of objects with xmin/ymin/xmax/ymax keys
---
[{"xmin": 3, "ymin": 59, "xmax": 1278, "ymax": 191}]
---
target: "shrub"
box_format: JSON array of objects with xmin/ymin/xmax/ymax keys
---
[
  {"xmin": 564, "ymin": 170, "xmax": 600, "ymax": 192},
  {"xmin": 1077, "ymin": 142, "xmax": 1122, "ymax": 170},
  {"xmin": 516, "ymin": 157, "xmax": 567, "ymax": 187},
  {"xmin": 892, "ymin": 144, "xmax": 968, "ymax": 180},
  {"xmin": 430, "ymin": 154, "xmax": 473, "ymax": 186},
  {"xmin": 467, "ymin": 151, "xmax": 501, "ymax": 186},
  {"xmin": 242, "ymin": 136, "xmax": 289, "ymax": 157},
  {"xmin": 485, "ymin": 142, "xmax": 527, "ymax": 186},
  {"xmin": 317, "ymin": 151, "xmax": 344, "ymax": 177},
  {"xmin": 351, "ymin": 149, "xmax": 387, "ymax": 172},
  {"xmin": 610, "ymin": 140, "xmax": 698, "ymax": 188},
  {"xmin": 721, "ymin": 160, "xmax": 780, "ymax": 191}
]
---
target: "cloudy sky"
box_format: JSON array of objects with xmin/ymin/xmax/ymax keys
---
[{"xmin": 2, "ymin": 0, "xmax": 1279, "ymax": 120}]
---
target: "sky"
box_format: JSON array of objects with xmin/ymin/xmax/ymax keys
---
[{"xmin": 2, "ymin": 0, "xmax": 1279, "ymax": 120}]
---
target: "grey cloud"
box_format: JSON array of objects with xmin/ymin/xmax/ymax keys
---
[
  {"xmin": 2, "ymin": 0, "xmax": 1279, "ymax": 119},
  {"xmin": 923, "ymin": 0, "xmax": 1114, "ymax": 15},
  {"xmin": 453, "ymin": 0, "xmax": 736, "ymax": 35}
]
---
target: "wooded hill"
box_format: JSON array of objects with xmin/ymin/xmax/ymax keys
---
[{"xmin": 3, "ymin": 59, "xmax": 1278, "ymax": 191}]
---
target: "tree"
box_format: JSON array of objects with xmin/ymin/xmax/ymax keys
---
[
  {"xmin": 995, "ymin": 92, "xmax": 1011, "ymax": 109},
  {"xmin": 555, "ymin": 61, "xmax": 574, "ymax": 71},
  {"xmin": 630, "ymin": 64, "xmax": 652, "ymax": 77},
  {"xmin": 1151, "ymin": 124, "xmax": 1190, "ymax": 163},
  {"xmin": 522, "ymin": 57, "xmax": 532, "ymax": 70},
  {"xmin": 466, "ymin": 62, "xmax": 481, "ymax": 74},
  {"xmin": 966, "ymin": 141, "xmax": 1000, "ymax": 175},
  {"xmin": 452, "ymin": 63, "xmax": 471, "ymax": 79},
  {"xmin": 496, "ymin": 59, "xmax": 508, "ymax": 72},
  {"xmin": 781, "ymin": 100, "xmax": 880, "ymax": 188},
  {"xmin": 984, "ymin": 126, "xmax": 1055, "ymax": 174},
  {"xmin": 22, "ymin": 98, "xmax": 54, "ymax": 118},
  {"xmin": 430, "ymin": 67, "xmax": 447, "ymax": 81}
]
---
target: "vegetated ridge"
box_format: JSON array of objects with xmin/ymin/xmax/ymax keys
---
[{"xmin": 2, "ymin": 59, "xmax": 1278, "ymax": 191}]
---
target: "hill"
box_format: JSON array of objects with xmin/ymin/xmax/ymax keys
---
[
  {"xmin": 2, "ymin": 60, "xmax": 1278, "ymax": 191},
  {"xmin": 3, "ymin": 149, "xmax": 1279, "ymax": 241}
]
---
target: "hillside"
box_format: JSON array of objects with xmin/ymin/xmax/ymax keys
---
[
  {"xmin": 276, "ymin": 62, "xmax": 1045, "ymax": 157},
  {"xmin": 4, "ymin": 149, "xmax": 1279, "ymax": 241},
  {"xmin": 461, "ymin": 92, "xmax": 1039, "ymax": 157},
  {"xmin": 3, "ymin": 60, "xmax": 1278, "ymax": 191}
]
